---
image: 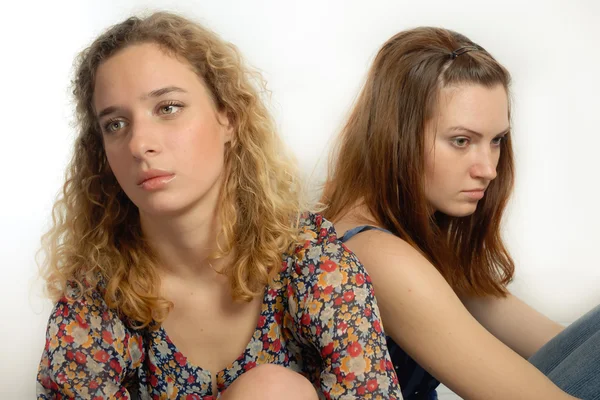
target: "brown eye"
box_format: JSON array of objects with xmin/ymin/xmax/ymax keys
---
[
  {"xmin": 104, "ymin": 120, "xmax": 127, "ymax": 133},
  {"xmin": 451, "ymin": 137, "xmax": 469, "ymax": 148},
  {"xmin": 492, "ymin": 137, "xmax": 504, "ymax": 146},
  {"xmin": 158, "ymin": 104, "xmax": 183, "ymax": 115}
]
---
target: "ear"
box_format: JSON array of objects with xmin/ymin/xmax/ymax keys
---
[{"xmin": 217, "ymin": 110, "xmax": 234, "ymax": 144}]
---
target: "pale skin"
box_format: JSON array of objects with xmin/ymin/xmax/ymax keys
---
[
  {"xmin": 94, "ymin": 42, "xmax": 317, "ymax": 399},
  {"xmin": 334, "ymin": 84, "xmax": 577, "ymax": 399}
]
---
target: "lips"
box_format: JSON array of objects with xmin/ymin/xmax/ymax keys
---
[
  {"xmin": 137, "ymin": 169, "xmax": 175, "ymax": 186},
  {"xmin": 463, "ymin": 189, "xmax": 486, "ymax": 193},
  {"xmin": 462, "ymin": 189, "xmax": 486, "ymax": 200}
]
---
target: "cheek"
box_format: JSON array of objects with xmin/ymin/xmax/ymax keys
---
[
  {"xmin": 174, "ymin": 121, "xmax": 226, "ymax": 168},
  {"xmin": 425, "ymin": 147, "xmax": 459, "ymax": 192},
  {"xmin": 104, "ymin": 147, "xmax": 125, "ymax": 175},
  {"xmin": 424, "ymin": 149, "xmax": 437, "ymax": 183},
  {"xmin": 494, "ymin": 151, "xmax": 501, "ymax": 168}
]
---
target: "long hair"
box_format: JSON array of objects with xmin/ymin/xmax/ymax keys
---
[
  {"xmin": 41, "ymin": 11, "xmax": 305, "ymax": 328},
  {"xmin": 323, "ymin": 27, "xmax": 515, "ymax": 297}
]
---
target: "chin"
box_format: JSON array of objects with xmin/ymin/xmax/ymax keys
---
[
  {"xmin": 440, "ymin": 203, "xmax": 478, "ymax": 218},
  {"xmin": 133, "ymin": 196, "xmax": 190, "ymax": 217}
]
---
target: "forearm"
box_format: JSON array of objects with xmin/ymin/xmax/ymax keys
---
[{"xmin": 463, "ymin": 293, "xmax": 565, "ymax": 358}]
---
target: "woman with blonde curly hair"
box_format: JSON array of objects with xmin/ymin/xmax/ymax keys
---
[{"xmin": 36, "ymin": 12, "xmax": 401, "ymax": 399}]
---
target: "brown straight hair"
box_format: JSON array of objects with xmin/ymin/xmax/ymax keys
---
[{"xmin": 322, "ymin": 27, "xmax": 515, "ymax": 297}]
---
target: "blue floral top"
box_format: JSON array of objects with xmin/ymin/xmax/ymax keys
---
[{"xmin": 37, "ymin": 213, "xmax": 402, "ymax": 399}]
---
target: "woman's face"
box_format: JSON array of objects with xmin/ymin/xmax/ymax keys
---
[
  {"xmin": 93, "ymin": 42, "xmax": 233, "ymax": 217},
  {"xmin": 423, "ymin": 83, "xmax": 510, "ymax": 217}
]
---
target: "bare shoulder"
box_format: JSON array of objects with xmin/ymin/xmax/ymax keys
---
[{"xmin": 341, "ymin": 225, "xmax": 444, "ymax": 286}]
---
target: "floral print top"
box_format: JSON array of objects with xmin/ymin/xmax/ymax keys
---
[{"xmin": 37, "ymin": 213, "xmax": 402, "ymax": 399}]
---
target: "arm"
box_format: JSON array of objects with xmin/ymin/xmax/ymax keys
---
[
  {"xmin": 344, "ymin": 230, "xmax": 577, "ymax": 400},
  {"xmin": 289, "ymin": 217, "xmax": 402, "ymax": 399},
  {"xmin": 36, "ymin": 291, "xmax": 144, "ymax": 399},
  {"xmin": 462, "ymin": 292, "xmax": 565, "ymax": 359}
]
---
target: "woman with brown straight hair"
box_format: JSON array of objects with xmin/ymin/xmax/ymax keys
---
[{"xmin": 323, "ymin": 27, "xmax": 600, "ymax": 399}]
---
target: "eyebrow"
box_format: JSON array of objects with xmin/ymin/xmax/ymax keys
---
[
  {"xmin": 447, "ymin": 125, "xmax": 510, "ymax": 137},
  {"xmin": 142, "ymin": 86, "xmax": 187, "ymax": 100},
  {"xmin": 96, "ymin": 86, "xmax": 188, "ymax": 119}
]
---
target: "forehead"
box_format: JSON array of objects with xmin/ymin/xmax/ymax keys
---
[
  {"xmin": 92, "ymin": 42, "xmax": 202, "ymax": 107},
  {"xmin": 434, "ymin": 83, "xmax": 509, "ymax": 131}
]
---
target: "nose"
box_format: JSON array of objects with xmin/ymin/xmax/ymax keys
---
[
  {"xmin": 128, "ymin": 118, "xmax": 162, "ymax": 160},
  {"xmin": 469, "ymin": 147, "xmax": 498, "ymax": 181}
]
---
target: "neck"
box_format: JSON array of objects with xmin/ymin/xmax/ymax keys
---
[
  {"xmin": 336, "ymin": 199, "xmax": 379, "ymax": 226},
  {"xmin": 140, "ymin": 183, "xmax": 229, "ymax": 281}
]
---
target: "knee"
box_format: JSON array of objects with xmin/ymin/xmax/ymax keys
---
[
  {"xmin": 251, "ymin": 364, "xmax": 318, "ymax": 400},
  {"xmin": 226, "ymin": 364, "xmax": 318, "ymax": 400}
]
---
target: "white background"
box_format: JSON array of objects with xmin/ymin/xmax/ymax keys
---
[{"xmin": 0, "ymin": 1, "xmax": 598, "ymax": 398}]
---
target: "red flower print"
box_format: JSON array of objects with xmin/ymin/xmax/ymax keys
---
[
  {"xmin": 315, "ymin": 214, "xmax": 323, "ymax": 226},
  {"xmin": 110, "ymin": 358, "xmax": 122, "ymax": 374},
  {"xmin": 364, "ymin": 308, "xmax": 372, "ymax": 317},
  {"xmin": 258, "ymin": 315, "xmax": 266, "ymax": 328},
  {"xmin": 75, "ymin": 351, "xmax": 86, "ymax": 364},
  {"xmin": 333, "ymin": 367, "xmax": 342, "ymax": 381},
  {"xmin": 331, "ymin": 351, "xmax": 340, "ymax": 362},
  {"xmin": 149, "ymin": 362, "xmax": 157, "ymax": 374},
  {"xmin": 337, "ymin": 321, "xmax": 348, "ymax": 332},
  {"xmin": 271, "ymin": 339, "xmax": 281, "ymax": 352},
  {"xmin": 380, "ymin": 358, "xmax": 387, "ymax": 371},
  {"xmin": 366, "ymin": 379, "xmax": 379, "ymax": 392},
  {"xmin": 322, "ymin": 342, "xmax": 334, "ymax": 356},
  {"xmin": 357, "ymin": 385, "xmax": 366, "ymax": 395},
  {"xmin": 323, "ymin": 286, "xmax": 334, "ymax": 295},
  {"xmin": 344, "ymin": 372, "xmax": 356, "ymax": 382},
  {"xmin": 274, "ymin": 311, "xmax": 283, "ymax": 324},
  {"xmin": 355, "ymin": 273, "xmax": 365, "ymax": 285},
  {"xmin": 321, "ymin": 259, "xmax": 337, "ymax": 272},
  {"xmin": 186, "ymin": 395, "xmax": 201, "ymax": 400},
  {"xmin": 373, "ymin": 319, "xmax": 382, "ymax": 333},
  {"xmin": 93, "ymin": 350, "xmax": 109, "ymax": 363},
  {"xmin": 149, "ymin": 375, "xmax": 158, "ymax": 387},
  {"xmin": 75, "ymin": 314, "xmax": 89, "ymax": 329},
  {"xmin": 187, "ymin": 376, "xmax": 195, "ymax": 384},
  {"xmin": 174, "ymin": 351, "xmax": 187, "ymax": 367},
  {"xmin": 102, "ymin": 330, "xmax": 113, "ymax": 344},
  {"xmin": 334, "ymin": 297, "xmax": 343, "ymax": 306},
  {"xmin": 89, "ymin": 381, "xmax": 99, "ymax": 389},
  {"xmin": 343, "ymin": 291, "xmax": 355, "ymax": 302},
  {"xmin": 66, "ymin": 350, "xmax": 74, "ymax": 360},
  {"xmin": 348, "ymin": 341, "xmax": 362, "ymax": 357},
  {"xmin": 301, "ymin": 313, "xmax": 311, "ymax": 325}
]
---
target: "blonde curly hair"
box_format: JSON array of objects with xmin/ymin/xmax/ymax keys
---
[{"xmin": 41, "ymin": 11, "xmax": 305, "ymax": 328}]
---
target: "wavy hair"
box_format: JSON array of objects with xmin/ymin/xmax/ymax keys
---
[
  {"xmin": 41, "ymin": 11, "xmax": 305, "ymax": 328},
  {"xmin": 323, "ymin": 27, "xmax": 515, "ymax": 297}
]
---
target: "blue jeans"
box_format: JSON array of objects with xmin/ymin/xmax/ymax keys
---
[{"xmin": 529, "ymin": 305, "xmax": 600, "ymax": 399}]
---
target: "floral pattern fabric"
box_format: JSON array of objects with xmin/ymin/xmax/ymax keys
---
[{"xmin": 37, "ymin": 213, "xmax": 401, "ymax": 399}]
